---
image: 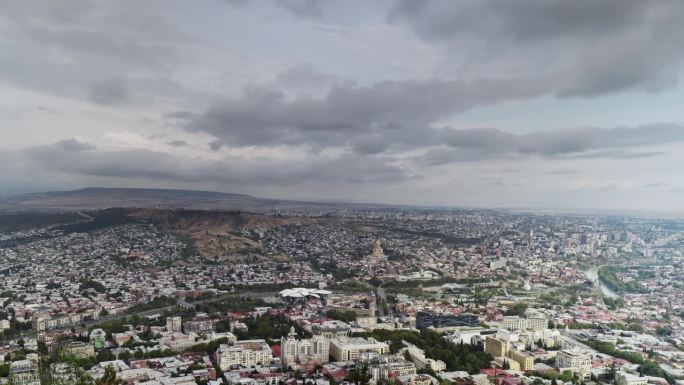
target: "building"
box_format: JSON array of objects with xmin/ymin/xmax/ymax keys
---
[
  {"xmin": 281, "ymin": 327, "xmax": 330, "ymax": 366},
  {"xmin": 10, "ymin": 359, "xmax": 40, "ymax": 385},
  {"xmin": 329, "ymin": 337, "xmax": 389, "ymax": 361},
  {"xmin": 488, "ymin": 259, "xmax": 507, "ymax": 270},
  {"xmin": 485, "ymin": 336, "xmax": 510, "ymax": 358},
  {"xmin": 416, "ymin": 312, "xmax": 480, "ymax": 329},
  {"xmin": 313, "ymin": 320, "xmax": 352, "ymax": 340},
  {"xmin": 33, "ymin": 311, "xmax": 98, "ymax": 332},
  {"xmin": 62, "ymin": 341, "xmax": 95, "ymax": 358},
  {"xmin": 507, "ymin": 350, "xmax": 535, "ymax": 371},
  {"xmin": 555, "ymin": 349, "xmax": 591, "ymax": 376},
  {"xmin": 616, "ymin": 372, "xmax": 648, "ymax": 385},
  {"xmin": 218, "ymin": 340, "xmax": 273, "ymax": 370},
  {"xmin": 502, "ymin": 315, "xmax": 548, "ymax": 331},
  {"xmin": 167, "ymin": 316, "xmax": 182, "ymax": 333},
  {"xmin": 405, "ymin": 346, "xmax": 446, "ymax": 373},
  {"xmin": 184, "ymin": 319, "xmax": 214, "ymax": 333}
]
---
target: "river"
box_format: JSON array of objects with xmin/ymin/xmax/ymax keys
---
[{"xmin": 583, "ymin": 266, "xmax": 620, "ymax": 299}]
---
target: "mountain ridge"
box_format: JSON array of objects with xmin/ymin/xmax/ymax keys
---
[{"xmin": 0, "ymin": 187, "xmax": 388, "ymax": 213}]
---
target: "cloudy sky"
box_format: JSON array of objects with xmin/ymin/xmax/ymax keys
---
[{"xmin": 2, "ymin": 0, "xmax": 684, "ymax": 212}]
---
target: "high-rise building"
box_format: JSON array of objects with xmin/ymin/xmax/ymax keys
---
[
  {"xmin": 281, "ymin": 327, "xmax": 330, "ymax": 367},
  {"xmin": 485, "ymin": 336, "xmax": 510, "ymax": 358}
]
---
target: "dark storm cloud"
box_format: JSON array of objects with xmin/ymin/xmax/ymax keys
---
[
  {"xmin": 89, "ymin": 78, "xmax": 128, "ymax": 105},
  {"xmin": 389, "ymin": 0, "xmax": 684, "ymax": 96},
  {"xmin": 25, "ymin": 139, "xmax": 414, "ymax": 185}
]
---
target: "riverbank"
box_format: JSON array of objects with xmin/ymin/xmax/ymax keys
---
[{"xmin": 583, "ymin": 265, "xmax": 620, "ymax": 298}]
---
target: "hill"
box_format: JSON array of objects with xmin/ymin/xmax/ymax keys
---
[{"xmin": 0, "ymin": 187, "xmax": 337, "ymax": 213}]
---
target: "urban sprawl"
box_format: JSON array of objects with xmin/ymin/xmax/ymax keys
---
[{"xmin": 1, "ymin": 208, "xmax": 684, "ymax": 385}]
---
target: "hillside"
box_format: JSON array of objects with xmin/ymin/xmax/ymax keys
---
[{"xmin": 127, "ymin": 208, "xmax": 309, "ymax": 259}]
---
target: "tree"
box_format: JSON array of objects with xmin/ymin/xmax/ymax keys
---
[
  {"xmin": 559, "ymin": 370, "xmax": 573, "ymax": 382},
  {"xmin": 346, "ymin": 364, "xmax": 371, "ymax": 385},
  {"xmin": 96, "ymin": 365, "xmax": 123, "ymax": 385},
  {"xmin": 551, "ymin": 379, "xmax": 558, "ymax": 385}
]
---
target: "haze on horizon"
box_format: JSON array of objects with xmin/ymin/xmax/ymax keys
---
[{"xmin": 2, "ymin": 0, "xmax": 684, "ymax": 212}]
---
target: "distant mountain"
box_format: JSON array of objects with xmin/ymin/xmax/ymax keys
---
[{"xmin": 0, "ymin": 187, "xmax": 382, "ymax": 213}]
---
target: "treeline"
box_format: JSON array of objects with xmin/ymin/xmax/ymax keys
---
[
  {"xmin": 55, "ymin": 208, "xmax": 132, "ymax": 234},
  {"xmin": 357, "ymin": 329, "xmax": 492, "ymax": 374},
  {"xmin": 325, "ymin": 309, "xmax": 358, "ymax": 323},
  {"xmin": 598, "ymin": 266, "xmax": 646, "ymax": 294},
  {"xmin": 233, "ymin": 314, "xmax": 309, "ymax": 343},
  {"xmin": 194, "ymin": 296, "xmax": 271, "ymax": 314},
  {"xmin": 0, "ymin": 212, "xmax": 83, "ymax": 232},
  {"xmin": 582, "ymin": 339, "xmax": 665, "ymax": 377},
  {"xmin": 124, "ymin": 296, "xmax": 177, "ymax": 314}
]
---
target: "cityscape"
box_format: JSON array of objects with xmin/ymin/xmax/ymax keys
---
[{"xmin": 0, "ymin": 198, "xmax": 683, "ymax": 385}]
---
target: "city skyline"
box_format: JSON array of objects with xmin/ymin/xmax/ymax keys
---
[{"xmin": 2, "ymin": 1, "xmax": 684, "ymax": 211}]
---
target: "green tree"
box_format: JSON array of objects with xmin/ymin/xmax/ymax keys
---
[
  {"xmin": 96, "ymin": 365, "xmax": 123, "ymax": 385},
  {"xmin": 559, "ymin": 370, "xmax": 573, "ymax": 382}
]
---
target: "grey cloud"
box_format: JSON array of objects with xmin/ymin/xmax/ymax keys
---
[
  {"xmin": 183, "ymin": 77, "xmax": 684, "ymax": 160},
  {"xmin": 26, "ymin": 139, "xmax": 414, "ymax": 185},
  {"xmin": 221, "ymin": 0, "xmax": 249, "ymax": 7},
  {"xmin": 184, "ymin": 77, "xmax": 547, "ymax": 152},
  {"xmin": 276, "ymin": 64, "xmax": 346, "ymax": 89},
  {"xmin": 54, "ymin": 138, "xmax": 96, "ymax": 152},
  {"xmin": 548, "ymin": 170, "xmax": 579, "ymax": 175},
  {"xmin": 276, "ymin": 0, "xmax": 324, "ymax": 19},
  {"xmin": 389, "ymin": 0, "xmax": 684, "ymax": 97},
  {"xmin": 208, "ymin": 140, "xmax": 223, "ymax": 152},
  {"xmin": 389, "ymin": 0, "xmax": 648, "ymax": 43},
  {"xmin": 419, "ymin": 123, "xmax": 683, "ymax": 165},
  {"xmin": 222, "ymin": 0, "xmax": 325, "ymax": 19},
  {"xmin": 441, "ymin": 123, "xmax": 684, "ymax": 156},
  {"xmin": 166, "ymin": 140, "xmax": 188, "ymax": 147},
  {"xmin": 89, "ymin": 78, "xmax": 128, "ymax": 105}
]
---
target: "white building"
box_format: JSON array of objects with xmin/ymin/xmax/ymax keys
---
[
  {"xmin": 281, "ymin": 327, "xmax": 330, "ymax": 366},
  {"xmin": 555, "ymin": 349, "xmax": 591, "ymax": 377},
  {"xmin": 404, "ymin": 346, "xmax": 446, "ymax": 373},
  {"xmin": 329, "ymin": 337, "xmax": 389, "ymax": 361},
  {"xmin": 218, "ymin": 340, "xmax": 273, "ymax": 370}
]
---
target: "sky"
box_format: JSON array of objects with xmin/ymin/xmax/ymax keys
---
[{"xmin": 2, "ymin": 0, "xmax": 684, "ymax": 212}]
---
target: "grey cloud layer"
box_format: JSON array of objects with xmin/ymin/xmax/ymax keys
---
[
  {"xmin": 180, "ymin": 77, "xmax": 548, "ymax": 153},
  {"xmin": 26, "ymin": 139, "xmax": 413, "ymax": 185},
  {"xmin": 390, "ymin": 0, "xmax": 684, "ymax": 96},
  {"xmin": 178, "ymin": 78, "xmax": 684, "ymax": 161}
]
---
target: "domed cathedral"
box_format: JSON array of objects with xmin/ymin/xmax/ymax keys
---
[{"xmin": 369, "ymin": 239, "xmax": 388, "ymax": 265}]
